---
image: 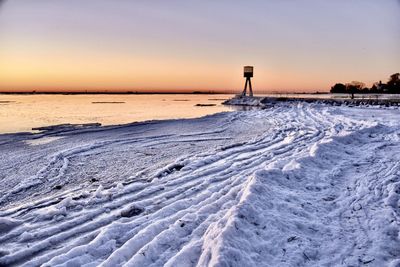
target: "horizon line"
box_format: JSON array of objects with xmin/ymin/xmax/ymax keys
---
[
  {"xmin": 0, "ymin": 90, "xmax": 329, "ymax": 95},
  {"xmin": 0, "ymin": 88, "xmax": 329, "ymax": 95}
]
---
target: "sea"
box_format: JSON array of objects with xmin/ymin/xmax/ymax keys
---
[{"xmin": 0, "ymin": 94, "xmax": 234, "ymax": 134}]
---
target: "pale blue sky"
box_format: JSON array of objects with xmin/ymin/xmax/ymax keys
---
[{"xmin": 0, "ymin": 0, "xmax": 399, "ymax": 92}]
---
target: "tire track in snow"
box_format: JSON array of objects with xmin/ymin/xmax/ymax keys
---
[
  {"xmin": 0, "ymin": 104, "xmax": 332, "ymax": 266},
  {"xmin": 0, "ymin": 103, "xmax": 398, "ymax": 266}
]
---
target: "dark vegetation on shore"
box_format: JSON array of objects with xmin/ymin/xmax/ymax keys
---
[{"xmin": 330, "ymin": 73, "xmax": 400, "ymax": 98}]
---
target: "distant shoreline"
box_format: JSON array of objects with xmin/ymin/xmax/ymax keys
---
[
  {"xmin": 0, "ymin": 92, "xmax": 331, "ymax": 95},
  {"xmin": 0, "ymin": 91, "xmax": 226, "ymax": 95}
]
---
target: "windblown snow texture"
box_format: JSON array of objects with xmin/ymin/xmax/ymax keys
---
[{"xmin": 0, "ymin": 103, "xmax": 399, "ymax": 266}]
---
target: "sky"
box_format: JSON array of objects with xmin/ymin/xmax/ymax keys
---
[{"xmin": 0, "ymin": 0, "xmax": 399, "ymax": 93}]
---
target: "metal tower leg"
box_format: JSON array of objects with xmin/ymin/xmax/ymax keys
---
[
  {"xmin": 242, "ymin": 79, "xmax": 248, "ymax": 96},
  {"xmin": 248, "ymin": 78, "xmax": 253, "ymax": 97}
]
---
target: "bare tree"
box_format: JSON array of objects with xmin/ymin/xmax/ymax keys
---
[
  {"xmin": 345, "ymin": 81, "xmax": 365, "ymax": 99},
  {"xmin": 389, "ymin": 73, "xmax": 399, "ymax": 84},
  {"xmin": 387, "ymin": 73, "xmax": 400, "ymax": 93}
]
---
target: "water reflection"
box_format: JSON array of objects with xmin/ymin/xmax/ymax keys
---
[{"xmin": 0, "ymin": 94, "xmax": 234, "ymax": 134}]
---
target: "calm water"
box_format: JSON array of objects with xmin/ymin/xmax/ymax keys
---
[{"xmin": 0, "ymin": 94, "xmax": 234, "ymax": 134}]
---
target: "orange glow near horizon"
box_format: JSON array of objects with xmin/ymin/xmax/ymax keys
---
[
  {"xmin": 0, "ymin": 40, "xmax": 393, "ymax": 93},
  {"xmin": 0, "ymin": 43, "xmax": 372, "ymax": 93},
  {"xmin": 0, "ymin": 47, "xmax": 332, "ymax": 93}
]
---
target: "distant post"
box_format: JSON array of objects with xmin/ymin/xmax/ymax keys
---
[{"xmin": 242, "ymin": 66, "xmax": 254, "ymax": 97}]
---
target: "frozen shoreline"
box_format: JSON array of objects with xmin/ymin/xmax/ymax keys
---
[{"xmin": 1, "ymin": 103, "xmax": 400, "ymax": 266}]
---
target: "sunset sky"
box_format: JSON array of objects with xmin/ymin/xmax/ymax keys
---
[{"xmin": 0, "ymin": 0, "xmax": 399, "ymax": 93}]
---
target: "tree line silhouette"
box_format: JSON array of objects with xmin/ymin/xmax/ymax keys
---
[{"xmin": 330, "ymin": 73, "xmax": 400, "ymax": 99}]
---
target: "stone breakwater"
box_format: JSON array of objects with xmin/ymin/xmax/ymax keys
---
[{"xmin": 224, "ymin": 95, "xmax": 400, "ymax": 107}]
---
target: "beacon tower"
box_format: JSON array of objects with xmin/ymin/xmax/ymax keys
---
[{"xmin": 242, "ymin": 66, "xmax": 254, "ymax": 97}]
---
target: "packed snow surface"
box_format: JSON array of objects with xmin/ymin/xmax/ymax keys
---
[{"xmin": 0, "ymin": 103, "xmax": 400, "ymax": 266}]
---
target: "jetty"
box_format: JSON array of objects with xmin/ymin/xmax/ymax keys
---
[{"xmin": 224, "ymin": 95, "xmax": 400, "ymax": 107}]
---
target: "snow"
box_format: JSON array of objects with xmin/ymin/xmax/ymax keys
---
[
  {"xmin": 0, "ymin": 217, "xmax": 21, "ymax": 234},
  {"xmin": 0, "ymin": 102, "xmax": 400, "ymax": 266},
  {"xmin": 24, "ymin": 136, "xmax": 63, "ymax": 146}
]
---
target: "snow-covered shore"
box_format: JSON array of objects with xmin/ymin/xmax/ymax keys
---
[
  {"xmin": 1, "ymin": 103, "xmax": 400, "ymax": 266},
  {"xmin": 224, "ymin": 95, "xmax": 400, "ymax": 107}
]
